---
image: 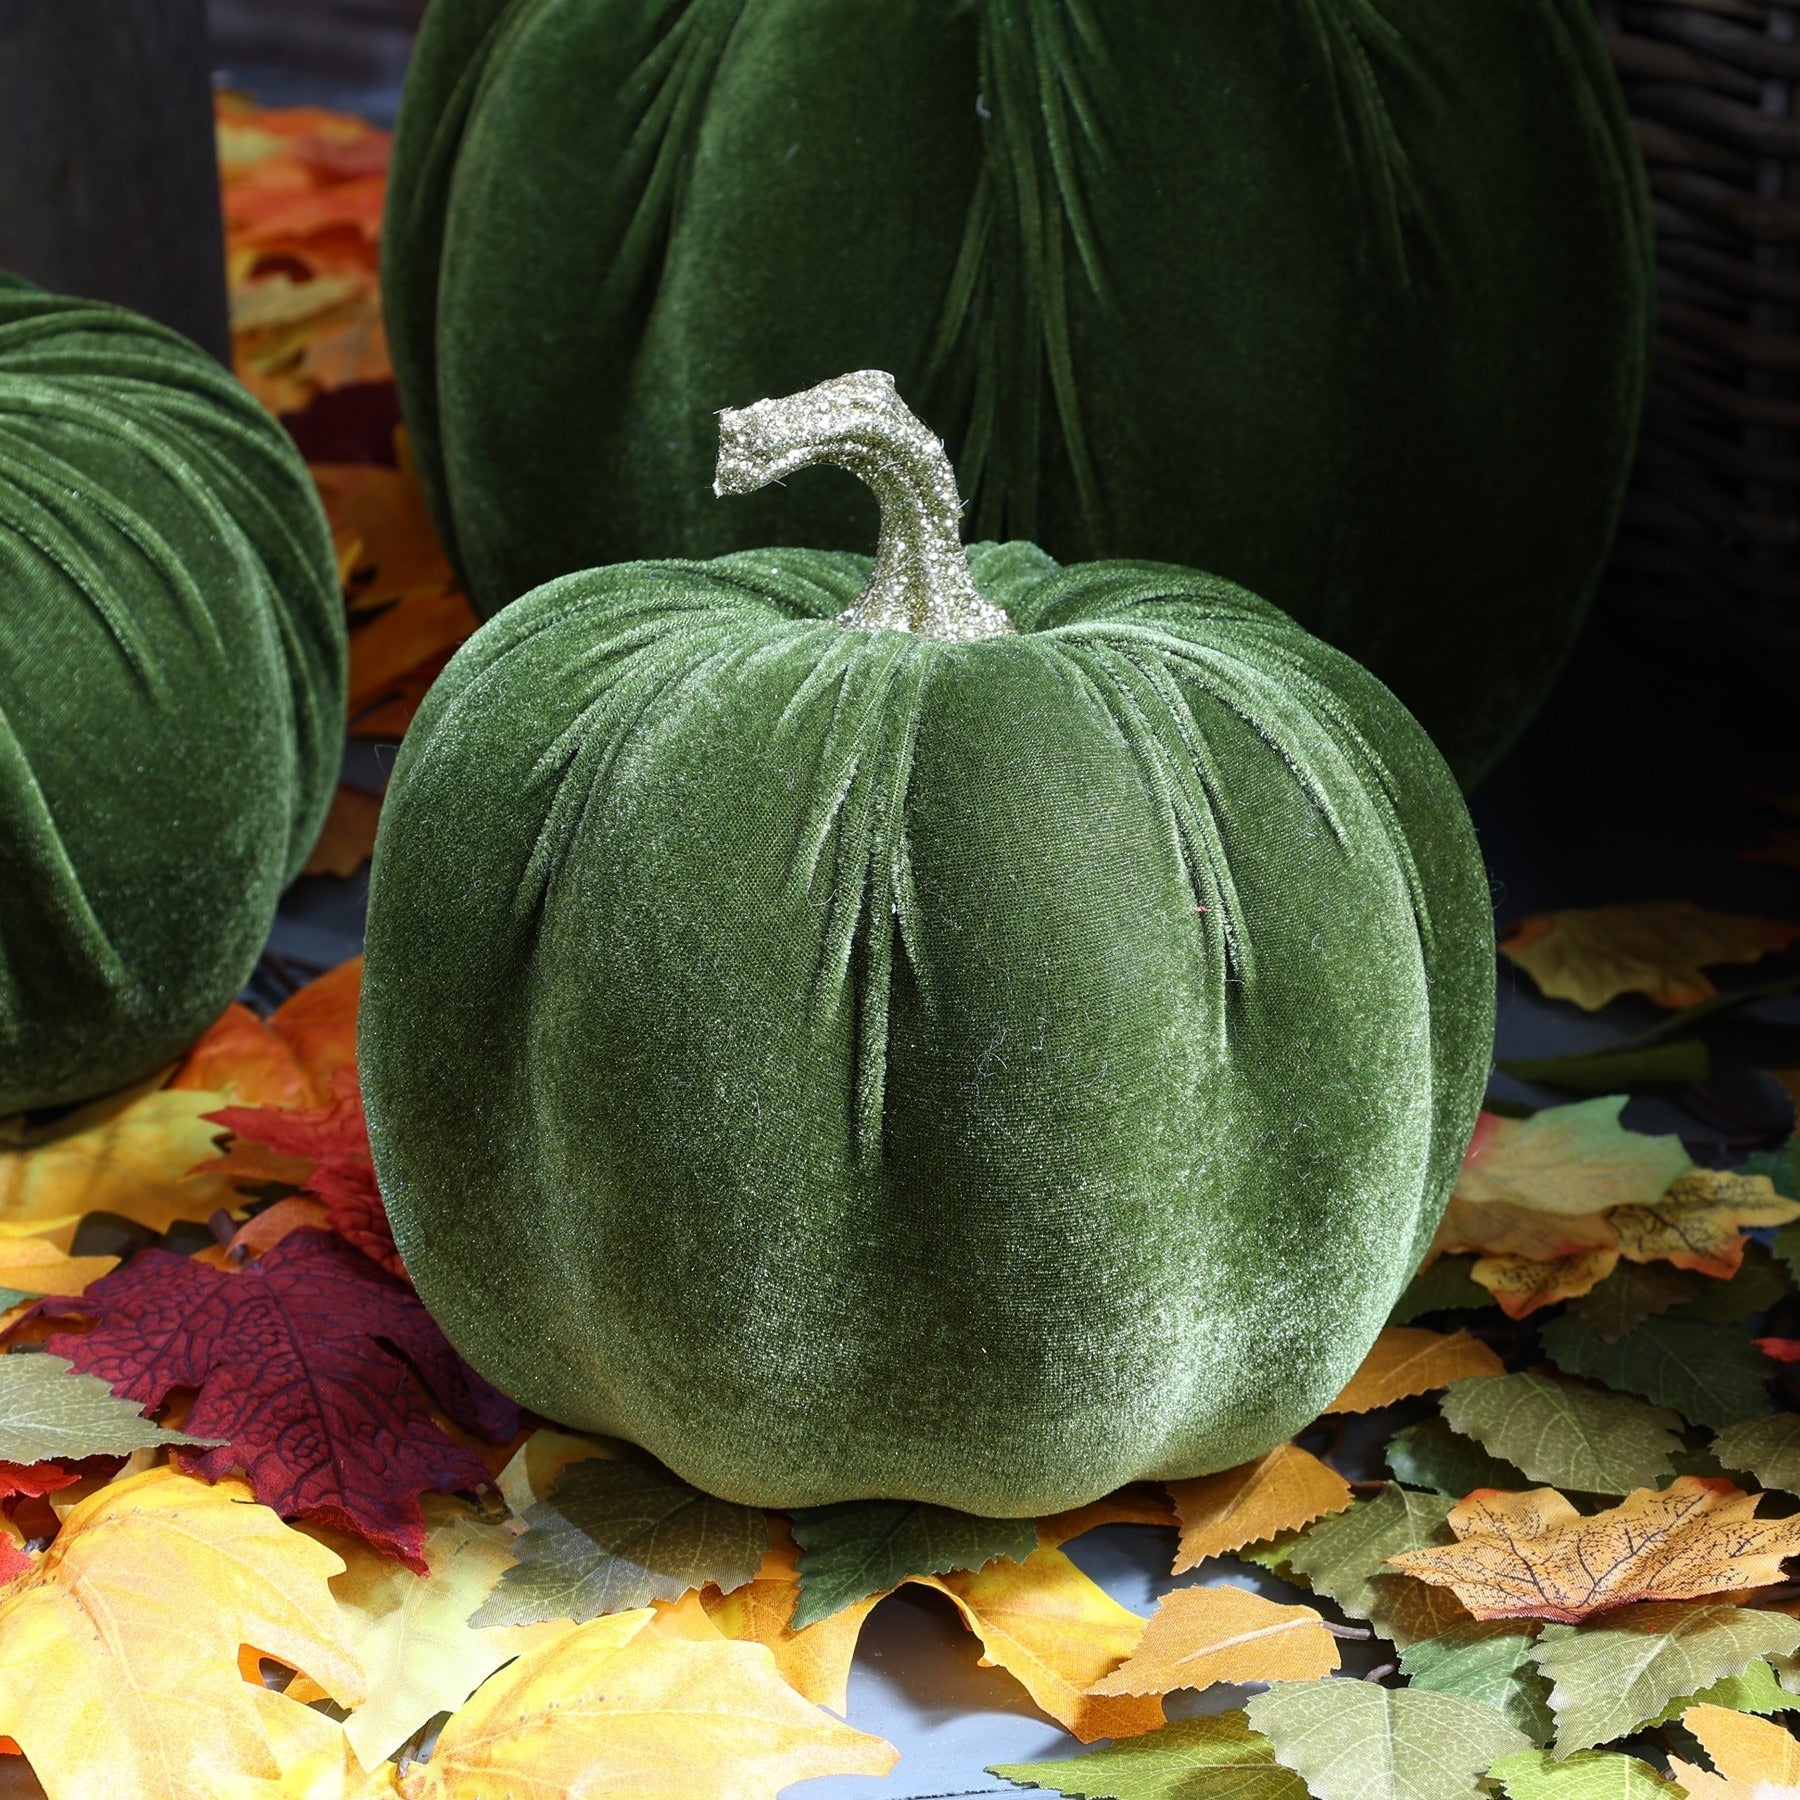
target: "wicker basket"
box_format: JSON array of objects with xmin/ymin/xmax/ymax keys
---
[{"xmin": 1594, "ymin": 0, "xmax": 1800, "ymax": 686}]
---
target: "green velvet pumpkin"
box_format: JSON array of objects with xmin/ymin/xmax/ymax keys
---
[
  {"xmin": 361, "ymin": 372, "xmax": 1495, "ymax": 1513},
  {"xmin": 0, "ymin": 275, "xmax": 346, "ymax": 1115},
  {"xmin": 383, "ymin": 0, "xmax": 1652, "ymax": 786}
]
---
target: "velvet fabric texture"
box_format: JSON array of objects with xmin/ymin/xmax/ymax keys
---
[
  {"xmin": 360, "ymin": 543, "xmax": 1496, "ymax": 1514},
  {"xmin": 0, "ymin": 275, "xmax": 345, "ymax": 1114},
  {"xmin": 383, "ymin": 0, "xmax": 1653, "ymax": 785}
]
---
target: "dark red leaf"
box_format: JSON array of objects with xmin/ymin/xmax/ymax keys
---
[{"xmin": 38, "ymin": 1228, "xmax": 517, "ymax": 1569}]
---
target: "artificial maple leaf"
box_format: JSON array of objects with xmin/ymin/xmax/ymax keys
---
[
  {"xmin": 991, "ymin": 1712, "xmax": 1308, "ymax": 1800},
  {"xmin": 0, "ymin": 1465, "xmax": 365, "ymax": 1798},
  {"xmin": 789, "ymin": 1498, "xmax": 1036, "ymax": 1627},
  {"xmin": 303, "ymin": 784, "xmax": 384, "ymax": 879},
  {"xmin": 1087, "ymin": 1585, "xmax": 1340, "ymax": 1697},
  {"xmin": 1389, "ymin": 1478, "xmax": 1800, "ymax": 1623},
  {"xmin": 917, "ymin": 1546, "xmax": 1164, "ymax": 1742},
  {"xmin": 1609, "ymin": 1168, "xmax": 1800, "ymax": 1279},
  {"xmin": 1037, "ymin": 1483, "xmax": 1178, "ymax": 1549},
  {"xmin": 1326, "ymin": 1327, "xmax": 1504, "ymax": 1413},
  {"xmin": 1469, "ymin": 1247, "xmax": 1621, "ymax": 1320},
  {"xmin": 0, "ymin": 1079, "xmax": 250, "ymax": 1243},
  {"xmin": 1670, "ymin": 1703, "xmax": 1800, "ymax": 1797},
  {"xmin": 1168, "ymin": 1444, "xmax": 1352, "ymax": 1571},
  {"xmin": 494, "ymin": 1427, "xmax": 616, "ymax": 1519},
  {"xmin": 394, "ymin": 1602, "xmax": 897, "ymax": 1799},
  {"xmin": 38, "ymin": 1227, "xmax": 515, "ymax": 1568},
  {"xmin": 1442, "ymin": 1372, "xmax": 1683, "ymax": 1496},
  {"xmin": 1499, "ymin": 903, "xmax": 1799, "ymax": 1012},
  {"xmin": 472, "ymin": 1455, "xmax": 766, "ymax": 1628},
  {"xmin": 206, "ymin": 1069, "xmax": 401, "ymax": 1279},
  {"xmin": 703, "ymin": 1516, "xmax": 881, "ymax": 1714},
  {"xmin": 1245, "ymin": 1681, "xmax": 1529, "ymax": 1800},
  {"xmin": 288, "ymin": 1496, "xmax": 575, "ymax": 1769},
  {"xmin": 0, "ymin": 1238, "xmax": 116, "ymax": 1300},
  {"xmin": 174, "ymin": 958, "xmax": 362, "ymax": 1109}
]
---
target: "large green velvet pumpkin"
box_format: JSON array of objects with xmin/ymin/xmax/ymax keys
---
[
  {"xmin": 0, "ymin": 276, "xmax": 346, "ymax": 1115},
  {"xmin": 383, "ymin": 0, "xmax": 1652, "ymax": 786},
  {"xmin": 361, "ymin": 372, "xmax": 1495, "ymax": 1513}
]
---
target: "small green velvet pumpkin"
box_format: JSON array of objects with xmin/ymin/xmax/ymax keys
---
[
  {"xmin": 383, "ymin": 0, "xmax": 1652, "ymax": 785},
  {"xmin": 362, "ymin": 372, "xmax": 1495, "ymax": 1514},
  {"xmin": 0, "ymin": 275, "xmax": 346, "ymax": 1115}
]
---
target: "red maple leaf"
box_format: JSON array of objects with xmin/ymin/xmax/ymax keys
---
[
  {"xmin": 1757, "ymin": 1337, "xmax": 1800, "ymax": 1364},
  {"xmin": 206, "ymin": 1069, "xmax": 405, "ymax": 1280},
  {"xmin": 0, "ymin": 1462, "xmax": 78, "ymax": 1505},
  {"xmin": 37, "ymin": 1228, "xmax": 517, "ymax": 1569}
]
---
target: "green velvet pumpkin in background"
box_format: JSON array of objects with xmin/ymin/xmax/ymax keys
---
[
  {"xmin": 383, "ymin": 0, "xmax": 1652, "ymax": 787},
  {"xmin": 361, "ymin": 371, "xmax": 1495, "ymax": 1514},
  {"xmin": 0, "ymin": 274, "xmax": 346, "ymax": 1115}
]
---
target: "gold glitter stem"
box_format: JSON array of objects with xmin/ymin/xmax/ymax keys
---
[{"xmin": 714, "ymin": 369, "xmax": 1014, "ymax": 642}]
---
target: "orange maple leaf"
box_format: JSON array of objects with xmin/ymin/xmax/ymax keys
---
[
  {"xmin": 1168, "ymin": 1445, "xmax": 1351, "ymax": 1571},
  {"xmin": 171, "ymin": 957, "xmax": 361, "ymax": 1110},
  {"xmin": 1326, "ymin": 1328, "xmax": 1504, "ymax": 1414},
  {"xmin": 1086, "ymin": 1585, "xmax": 1339, "ymax": 1697},
  {"xmin": 1671, "ymin": 1703, "xmax": 1800, "ymax": 1796},
  {"xmin": 1388, "ymin": 1478, "xmax": 1800, "ymax": 1623}
]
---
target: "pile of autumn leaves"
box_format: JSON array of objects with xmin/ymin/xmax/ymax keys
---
[{"xmin": 0, "ymin": 928, "xmax": 1797, "ymax": 1799}]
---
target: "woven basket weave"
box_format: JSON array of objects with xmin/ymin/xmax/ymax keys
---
[{"xmin": 1594, "ymin": 0, "xmax": 1800, "ymax": 685}]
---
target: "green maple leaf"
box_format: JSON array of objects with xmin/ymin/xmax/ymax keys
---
[
  {"xmin": 1399, "ymin": 1620, "xmax": 1554, "ymax": 1745},
  {"xmin": 1649, "ymin": 1655, "xmax": 1793, "ymax": 1725},
  {"xmin": 1714, "ymin": 1412, "xmax": 1800, "ymax": 1495},
  {"xmin": 1530, "ymin": 1601, "xmax": 1800, "ymax": 1753},
  {"xmin": 1568, "ymin": 1261, "xmax": 1701, "ymax": 1343},
  {"xmin": 1390, "ymin": 1257, "xmax": 1492, "ymax": 1325},
  {"xmin": 0, "ymin": 1352, "xmax": 221, "ymax": 1463},
  {"xmin": 1746, "ymin": 1136, "xmax": 1799, "ymax": 1205},
  {"xmin": 469, "ymin": 1455, "xmax": 766, "ymax": 1627},
  {"xmin": 1537, "ymin": 1314, "xmax": 1772, "ymax": 1433},
  {"xmin": 1245, "ymin": 1680, "xmax": 1528, "ymax": 1800},
  {"xmin": 989, "ymin": 1712, "xmax": 1306, "ymax": 1799},
  {"xmin": 1283, "ymin": 1486, "xmax": 1459, "ymax": 1649},
  {"xmin": 1386, "ymin": 1417, "xmax": 1527, "ymax": 1498},
  {"xmin": 788, "ymin": 1498, "xmax": 1036, "ymax": 1628},
  {"xmin": 1440, "ymin": 1373, "xmax": 1681, "ymax": 1495},
  {"xmin": 1487, "ymin": 1748, "xmax": 1680, "ymax": 1799},
  {"xmin": 1668, "ymin": 1240, "xmax": 1790, "ymax": 1324}
]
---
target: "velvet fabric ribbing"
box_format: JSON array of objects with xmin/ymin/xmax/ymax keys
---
[
  {"xmin": 383, "ymin": 0, "xmax": 1653, "ymax": 785},
  {"xmin": 0, "ymin": 276, "xmax": 345, "ymax": 1113},
  {"xmin": 360, "ymin": 543, "xmax": 1496, "ymax": 1513}
]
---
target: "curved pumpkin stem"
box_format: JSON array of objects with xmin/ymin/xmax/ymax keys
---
[{"xmin": 714, "ymin": 369, "xmax": 1014, "ymax": 642}]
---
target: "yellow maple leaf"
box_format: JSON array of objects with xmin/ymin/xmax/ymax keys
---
[
  {"xmin": 1087, "ymin": 1585, "xmax": 1339, "ymax": 1697},
  {"xmin": 0, "ymin": 1079, "xmax": 250, "ymax": 1242},
  {"xmin": 0, "ymin": 1466, "xmax": 364, "ymax": 1798},
  {"xmin": 1469, "ymin": 1246, "xmax": 1620, "ymax": 1320},
  {"xmin": 1038, "ymin": 1483, "xmax": 1177, "ymax": 1549},
  {"xmin": 393, "ymin": 1602, "xmax": 895, "ymax": 1799},
  {"xmin": 1168, "ymin": 1444, "xmax": 1352, "ymax": 1571},
  {"xmin": 703, "ymin": 1517, "xmax": 879, "ymax": 1714},
  {"xmin": 1500, "ymin": 903, "xmax": 1799, "ymax": 1011},
  {"xmin": 1326, "ymin": 1328, "xmax": 1504, "ymax": 1413},
  {"xmin": 916, "ymin": 1547, "xmax": 1163, "ymax": 1743},
  {"xmin": 1610, "ymin": 1169, "xmax": 1800, "ymax": 1279},
  {"xmin": 287, "ymin": 1498, "xmax": 575, "ymax": 1769},
  {"xmin": 1670, "ymin": 1703, "xmax": 1800, "ymax": 1797},
  {"xmin": 0, "ymin": 1237, "xmax": 117, "ymax": 1297},
  {"xmin": 1388, "ymin": 1478, "xmax": 1800, "ymax": 1623}
]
